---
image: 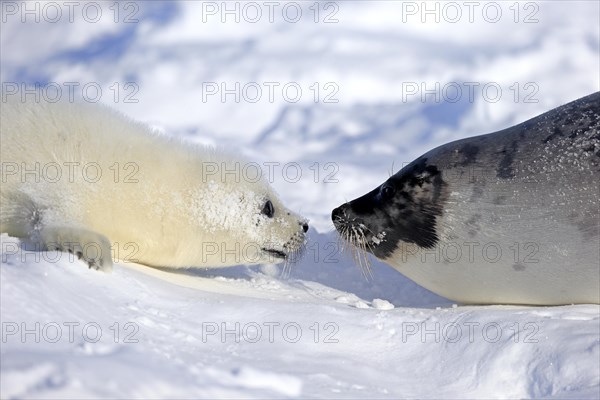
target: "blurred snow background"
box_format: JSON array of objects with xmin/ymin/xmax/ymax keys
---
[{"xmin": 1, "ymin": 1, "xmax": 599, "ymax": 398}]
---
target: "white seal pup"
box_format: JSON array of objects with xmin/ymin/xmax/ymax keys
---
[
  {"xmin": 1, "ymin": 99, "xmax": 308, "ymax": 272},
  {"xmin": 332, "ymin": 92, "xmax": 599, "ymax": 305}
]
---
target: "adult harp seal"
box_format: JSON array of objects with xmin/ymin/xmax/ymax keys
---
[{"xmin": 333, "ymin": 92, "xmax": 599, "ymax": 305}]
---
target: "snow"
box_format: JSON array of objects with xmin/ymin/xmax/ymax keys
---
[
  {"xmin": 2, "ymin": 236, "xmax": 599, "ymax": 398},
  {"xmin": 1, "ymin": 1, "xmax": 599, "ymax": 399}
]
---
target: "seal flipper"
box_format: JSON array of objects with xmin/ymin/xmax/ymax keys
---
[
  {"xmin": 1, "ymin": 192, "xmax": 113, "ymax": 272},
  {"xmin": 37, "ymin": 226, "xmax": 113, "ymax": 272}
]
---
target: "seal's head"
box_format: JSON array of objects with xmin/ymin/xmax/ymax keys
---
[
  {"xmin": 332, "ymin": 158, "xmax": 448, "ymax": 265},
  {"xmin": 191, "ymin": 161, "xmax": 308, "ymax": 267},
  {"xmin": 248, "ymin": 185, "xmax": 309, "ymax": 264}
]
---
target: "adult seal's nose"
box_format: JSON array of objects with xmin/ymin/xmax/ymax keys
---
[{"xmin": 331, "ymin": 206, "xmax": 343, "ymax": 222}]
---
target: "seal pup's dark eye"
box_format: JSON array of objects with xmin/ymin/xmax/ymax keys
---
[
  {"xmin": 381, "ymin": 185, "xmax": 396, "ymax": 200},
  {"xmin": 262, "ymin": 200, "xmax": 274, "ymax": 218}
]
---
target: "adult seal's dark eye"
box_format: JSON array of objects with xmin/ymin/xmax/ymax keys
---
[
  {"xmin": 381, "ymin": 185, "xmax": 395, "ymax": 200},
  {"xmin": 262, "ymin": 200, "xmax": 274, "ymax": 218}
]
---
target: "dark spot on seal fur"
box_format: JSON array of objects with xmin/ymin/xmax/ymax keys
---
[
  {"xmin": 512, "ymin": 264, "xmax": 526, "ymax": 272},
  {"xmin": 458, "ymin": 143, "xmax": 480, "ymax": 166},
  {"xmin": 497, "ymin": 141, "xmax": 518, "ymax": 179}
]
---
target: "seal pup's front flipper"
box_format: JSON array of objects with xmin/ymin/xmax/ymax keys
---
[
  {"xmin": 37, "ymin": 226, "xmax": 113, "ymax": 272},
  {"xmin": 1, "ymin": 192, "xmax": 113, "ymax": 272}
]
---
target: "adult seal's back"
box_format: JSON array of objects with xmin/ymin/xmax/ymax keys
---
[{"xmin": 332, "ymin": 92, "xmax": 599, "ymax": 305}]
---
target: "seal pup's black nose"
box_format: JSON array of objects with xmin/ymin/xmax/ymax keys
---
[{"xmin": 302, "ymin": 222, "xmax": 309, "ymax": 233}]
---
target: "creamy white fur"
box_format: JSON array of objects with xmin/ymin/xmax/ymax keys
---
[{"xmin": 0, "ymin": 99, "xmax": 307, "ymax": 271}]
